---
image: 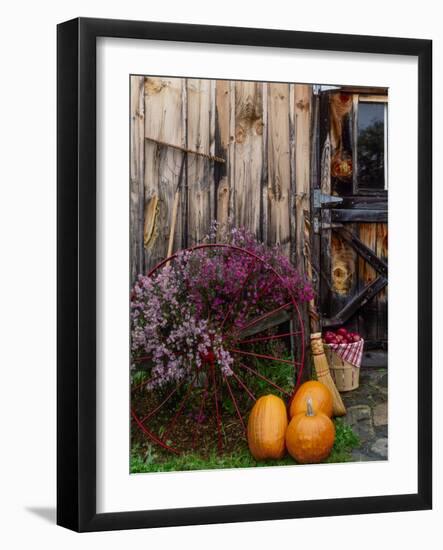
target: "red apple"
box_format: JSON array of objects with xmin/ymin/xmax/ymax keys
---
[
  {"xmin": 349, "ymin": 333, "xmax": 361, "ymax": 343},
  {"xmin": 335, "ymin": 334, "xmax": 345, "ymax": 344},
  {"xmin": 337, "ymin": 327, "xmax": 348, "ymax": 337}
]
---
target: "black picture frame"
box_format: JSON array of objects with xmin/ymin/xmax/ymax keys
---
[{"xmin": 57, "ymin": 17, "xmax": 432, "ymax": 532}]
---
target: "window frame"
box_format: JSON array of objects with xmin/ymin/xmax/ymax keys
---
[{"xmin": 353, "ymin": 93, "xmax": 389, "ymax": 196}]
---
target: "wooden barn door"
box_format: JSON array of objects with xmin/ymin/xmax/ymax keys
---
[{"xmin": 311, "ymin": 87, "xmax": 388, "ymax": 367}]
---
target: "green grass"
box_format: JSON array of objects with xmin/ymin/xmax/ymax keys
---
[{"xmin": 130, "ymin": 418, "xmax": 360, "ymax": 474}]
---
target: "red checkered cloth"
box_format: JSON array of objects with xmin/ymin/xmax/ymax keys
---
[{"xmin": 327, "ymin": 339, "xmax": 364, "ymax": 369}]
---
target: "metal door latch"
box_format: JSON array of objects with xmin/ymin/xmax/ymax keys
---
[
  {"xmin": 313, "ymin": 189, "xmax": 343, "ymax": 208},
  {"xmin": 313, "ymin": 217, "xmax": 343, "ymax": 234}
]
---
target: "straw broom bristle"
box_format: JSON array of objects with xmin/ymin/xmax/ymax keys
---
[{"xmin": 310, "ymin": 332, "xmax": 346, "ymax": 417}]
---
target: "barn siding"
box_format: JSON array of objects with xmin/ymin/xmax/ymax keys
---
[
  {"xmin": 131, "ymin": 77, "xmax": 313, "ymax": 278},
  {"xmin": 130, "ymin": 78, "xmax": 388, "ymax": 352}
]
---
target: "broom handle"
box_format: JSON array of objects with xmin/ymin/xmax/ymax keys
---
[
  {"xmin": 167, "ymin": 190, "xmax": 180, "ymax": 258},
  {"xmin": 166, "ymin": 153, "xmax": 186, "ymax": 258},
  {"xmin": 311, "ymin": 332, "xmax": 324, "ymax": 355}
]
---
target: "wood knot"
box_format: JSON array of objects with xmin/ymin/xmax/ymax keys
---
[
  {"xmin": 144, "ymin": 78, "xmax": 166, "ymax": 95},
  {"xmin": 255, "ymin": 120, "xmax": 264, "ymax": 135},
  {"xmin": 235, "ymin": 125, "xmax": 246, "ymax": 144}
]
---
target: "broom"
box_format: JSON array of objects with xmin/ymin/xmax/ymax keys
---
[
  {"xmin": 303, "ymin": 215, "xmax": 346, "ymax": 417},
  {"xmin": 310, "ymin": 332, "xmax": 346, "ymax": 417}
]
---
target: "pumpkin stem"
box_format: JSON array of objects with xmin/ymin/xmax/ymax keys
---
[{"xmin": 306, "ymin": 396, "xmax": 315, "ymax": 417}]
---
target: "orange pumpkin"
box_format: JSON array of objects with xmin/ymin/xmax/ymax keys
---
[
  {"xmin": 289, "ymin": 380, "xmax": 333, "ymax": 418},
  {"xmin": 247, "ymin": 395, "xmax": 288, "ymax": 460},
  {"xmin": 286, "ymin": 397, "xmax": 335, "ymax": 464}
]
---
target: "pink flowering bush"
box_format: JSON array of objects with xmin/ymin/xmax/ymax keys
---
[{"xmin": 131, "ymin": 224, "xmax": 313, "ymax": 389}]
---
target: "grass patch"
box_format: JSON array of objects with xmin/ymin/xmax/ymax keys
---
[{"xmin": 130, "ymin": 418, "xmax": 360, "ymax": 474}]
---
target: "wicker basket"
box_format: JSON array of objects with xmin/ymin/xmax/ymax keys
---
[{"xmin": 323, "ymin": 345, "xmax": 360, "ymax": 391}]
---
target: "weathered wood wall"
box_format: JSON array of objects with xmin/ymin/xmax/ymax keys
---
[
  {"xmin": 130, "ymin": 75, "xmax": 312, "ymax": 281},
  {"xmin": 130, "ymin": 77, "xmax": 388, "ymax": 355}
]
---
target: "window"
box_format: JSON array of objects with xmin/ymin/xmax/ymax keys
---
[{"xmin": 357, "ymin": 100, "xmax": 388, "ymax": 191}]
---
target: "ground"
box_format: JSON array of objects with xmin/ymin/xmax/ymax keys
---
[
  {"xmin": 130, "ymin": 367, "xmax": 388, "ymax": 473},
  {"xmin": 341, "ymin": 367, "xmax": 388, "ymax": 461}
]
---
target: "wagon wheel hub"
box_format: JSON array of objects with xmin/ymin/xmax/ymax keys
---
[{"xmin": 200, "ymin": 349, "xmax": 216, "ymax": 366}]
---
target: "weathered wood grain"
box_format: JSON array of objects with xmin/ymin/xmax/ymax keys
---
[
  {"xmin": 376, "ymin": 222, "xmax": 388, "ymax": 343},
  {"xmin": 134, "ymin": 78, "xmax": 388, "ymax": 350},
  {"xmin": 330, "ymin": 225, "xmax": 359, "ymax": 333},
  {"xmin": 144, "ymin": 76, "xmax": 184, "ymax": 270},
  {"xmin": 180, "ymin": 79, "xmax": 188, "ymax": 249},
  {"xmin": 337, "ymin": 196, "xmax": 388, "ymax": 210},
  {"xmin": 319, "ymin": 93, "xmax": 332, "ymax": 320},
  {"xmin": 331, "ymin": 208, "xmax": 387, "ymax": 223},
  {"xmin": 234, "ymin": 80, "xmax": 264, "ymax": 236},
  {"xmin": 260, "ymin": 82, "xmax": 269, "ymax": 244},
  {"xmin": 267, "ymin": 83, "xmax": 291, "ymax": 256},
  {"xmin": 294, "ymin": 85, "xmax": 311, "ymax": 272},
  {"xmin": 358, "ymin": 223, "xmax": 378, "ymax": 341},
  {"xmin": 215, "ymin": 79, "xmax": 231, "ymax": 238},
  {"xmin": 187, "ymin": 79, "xmax": 212, "ymax": 245},
  {"xmin": 309, "ymin": 93, "xmax": 321, "ymax": 319},
  {"xmin": 294, "ymin": 85, "xmax": 312, "ymax": 377},
  {"xmin": 130, "ymin": 76, "xmax": 145, "ymax": 283},
  {"xmin": 289, "ymin": 84, "xmax": 296, "ymax": 264}
]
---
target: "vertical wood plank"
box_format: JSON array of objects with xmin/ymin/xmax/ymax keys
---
[
  {"xmin": 234, "ymin": 80, "xmax": 264, "ymax": 237},
  {"xmin": 358, "ymin": 223, "xmax": 378, "ymax": 342},
  {"xmin": 261, "ymin": 82, "xmax": 268, "ymax": 244},
  {"xmin": 130, "ymin": 76, "xmax": 145, "ymax": 283},
  {"xmin": 330, "ymin": 227, "xmax": 358, "ymax": 333},
  {"xmin": 209, "ymin": 80, "xmax": 216, "ymax": 226},
  {"xmin": 309, "ymin": 93, "xmax": 321, "ymax": 316},
  {"xmin": 187, "ymin": 79, "xmax": 212, "ymax": 245},
  {"xmin": 330, "ymin": 92, "xmax": 353, "ymax": 196},
  {"xmin": 289, "ymin": 83, "xmax": 297, "ymax": 264},
  {"xmin": 267, "ymin": 82, "xmax": 291, "ymax": 256},
  {"xmin": 294, "ymin": 85, "xmax": 311, "ymax": 271},
  {"xmin": 215, "ymin": 79, "xmax": 231, "ymax": 238},
  {"xmin": 180, "ymin": 78, "xmax": 188, "ymax": 249},
  {"xmin": 228, "ymin": 80, "xmax": 236, "ymax": 228},
  {"xmin": 143, "ymin": 76, "xmax": 184, "ymax": 270},
  {"xmin": 319, "ymin": 93, "xmax": 332, "ymax": 320},
  {"xmin": 294, "ymin": 84, "xmax": 312, "ymax": 379},
  {"xmin": 376, "ymin": 222, "xmax": 388, "ymax": 343},
  {"xmin": 351, "ymin": 94, "xmax": 359, "ymax": 195}
]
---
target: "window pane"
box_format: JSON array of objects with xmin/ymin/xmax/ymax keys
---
[{"xmin": 357, "ymin": 102, "xmax": 385, "ymax": 190}]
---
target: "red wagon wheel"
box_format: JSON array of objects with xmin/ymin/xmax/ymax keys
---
[{"xmin": 131, "ymin": 244, "xmax": 305, "ymax": 455}]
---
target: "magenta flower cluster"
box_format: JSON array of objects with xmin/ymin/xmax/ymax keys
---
[{"xmin": 131, "ymin": 223, "xmax": 313, "ymax": 389}]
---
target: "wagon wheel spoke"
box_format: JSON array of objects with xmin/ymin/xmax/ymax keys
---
[
  {"xmin": 212, "ymin": 365, "xmax": 223, "ymax": 451},
  {"xmin": 235, "ymin": 301, "xmax": 293, "ymax": 339},
  {"xmin": 192, "ymin": 375, "xmax": 209, "ymax": 449},
  {"xmin": 237, "ymin": 330, "xmax": 303, "ymax": 346},
  {"xmin": 131, "ymin": 373, "xmax": 157, "ymax": 392},
  {"xmin": 131, "ymin": 409, "xmax": 180, "ymax": 454},
  {"xmin": 160, "ymin": 374, "xmax": 198, "ymax": 444},
  {"xmin": 230, "ymin": 370, "xmax": 256, "ymax": 401},
  {"xmin": 220, "ymin": 258, "xmax": 258, "ymax": 330},
  {"xmin": 237, "ymin": 362, "xmax": 291, "ymax": 397},
  {"xmin": 232, "ymin": 271, "xmax": 279, "ymax": 329},
  {"xmin": 229, "ymin": 348, "xmax": 301, "ymax": 367},
  {"xmin": 139, "ymin": 377, "xmax": 187, "ymax": 424},
  {"xmin": 224, "ymin": 374, "xmax": 247, "ymax": 434}
]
